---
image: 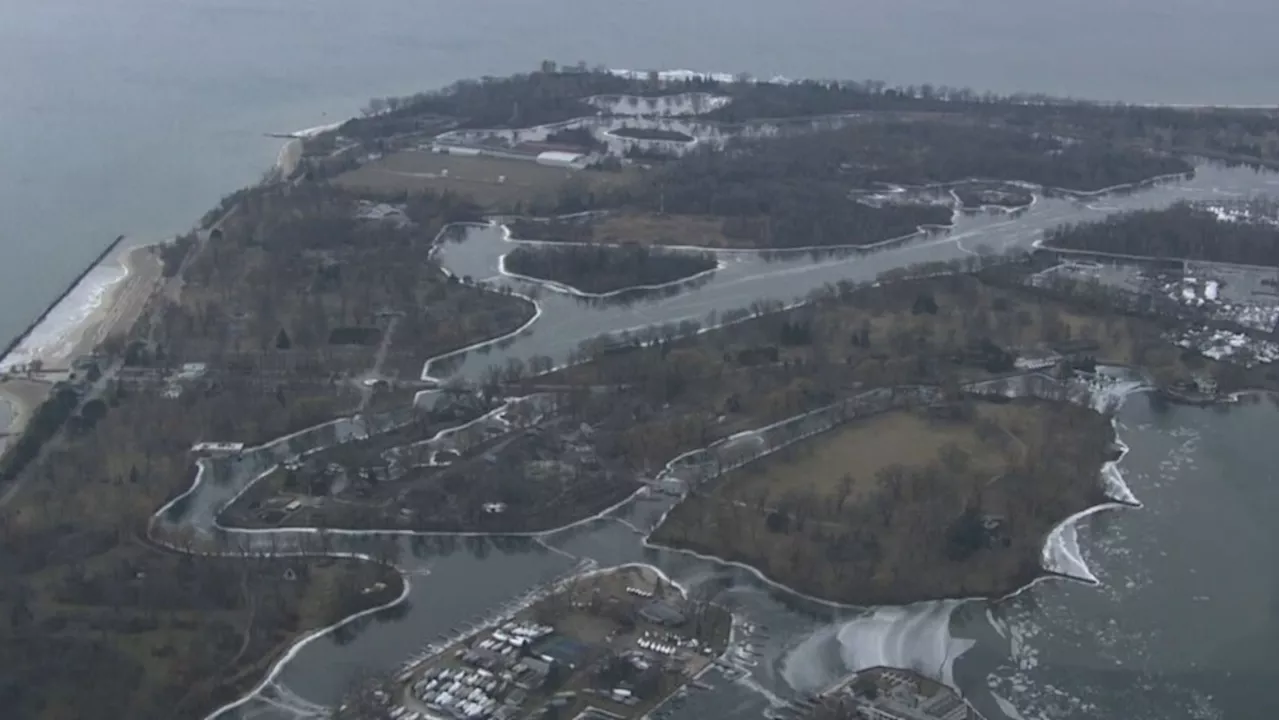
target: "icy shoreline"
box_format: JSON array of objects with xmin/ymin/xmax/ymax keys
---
[
  {"xmin": 777, "ymin": 372, "xmax": 1148, "ymax": 702},
  {"xmin": 0, "ymin": 249, "xmax": 128, "ymax": 373},
  {"xmin": 1040, "ymin": 379, "xmax": 1147, "ymax": 584},
  {"xmin": 643, "ymin": 371, "xmax": 1147, "ymax": 608}
]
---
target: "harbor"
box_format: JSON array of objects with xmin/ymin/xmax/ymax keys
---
[{"xmin": 376, "ymin": 566, "xmax": 730, "ymax": 720}]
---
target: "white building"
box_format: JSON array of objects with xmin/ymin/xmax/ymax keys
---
[
  {"xmin": 535, "ymin": 151, "xmax": 587, "ymax": 169},
  {"xmin": 190, "ymin": 441, "xmax": 245, "ymax": 456}
]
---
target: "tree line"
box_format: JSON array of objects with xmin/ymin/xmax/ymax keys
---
[
  {"xmin": 596, "ymin": 120, "xmax": 1188, "ymax": 249},
  {"xmin": 341, "ymin": 66, "xmax": 1277, "ymax": 168}
]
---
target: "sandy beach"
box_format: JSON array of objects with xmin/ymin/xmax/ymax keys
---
[
  {"xmin": 0, "ymin": 243, "xmax": 162, "ymax": 454},
  {"xmin": 72, "ymin": 244, "xmax": 163, "ymax": 358}
]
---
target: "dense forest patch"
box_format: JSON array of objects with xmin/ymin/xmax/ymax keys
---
[
  {"xmin": 504, "ymin": 243, "xmax": 717, "ymax": 294},
  {"xmin": 0, "ymin": 184, "xmax": 536, "ymax": 720},
  {"xmin": 338, "ymin": 68, "xmax": 1277, "ymax": 169},
  {"xmin": 1044, "ymin": 199, "xmax": 1279, "ymax": 267},
  {"xmin": 651, "ymin": 399, "xmax": 1114, "ymax": 605},
  {"xmin": 603, "ymin": 122, "xmax": 1187, "ymax": 249}
]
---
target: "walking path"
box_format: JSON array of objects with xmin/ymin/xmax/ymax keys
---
[{"xmin": 358, "ymin": 315, "xmax": 401, "ymax": 412}]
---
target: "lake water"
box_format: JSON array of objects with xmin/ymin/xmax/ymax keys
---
[{"xmin": 3, "ymin": 1, "xmax": 1278, "ymax": 717}]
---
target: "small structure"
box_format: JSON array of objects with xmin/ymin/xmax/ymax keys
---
[
  {"xmin": 355, "ymin": 201, "xmax": 410, "ymax": 226},
  {"xmin": 190, "ymin": 441, "xmax": 245, "ymax": 456},
  {"xmin": 815, "ymin": 667, "xmax": 977, "ymax": 720},
  {"xmin": 176, "ymin": 362, "xmax": 208, "ymax": 380},
  {"xmin": 656, "ymin": 477, "xmax": 686, "ymax": 496},
  {"xmin": 638, "ymin": 600, "xmax": 686, "ymax": 627},
  {"xmin": 1013, "ymin": 350, "xmax": 1061, "ymax": 371},
  {"xmin": 1193, "ymin": 373, "xmax": 1218, "ymax": 395},
  {"xmin": 535, "ymin": 151, "xmax": 587, "ymax": 169},
  {"xmin": 431, "ymin": 143, "xmax": 482, "ymax": 157},
  {"xmin": 72, "ymin": 353, "xmax": 102, "ymax": 375}
]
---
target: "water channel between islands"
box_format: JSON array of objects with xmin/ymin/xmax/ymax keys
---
[{"xmin": 167, "ymin": 163, "xmax": 1276, "ymax": 720}]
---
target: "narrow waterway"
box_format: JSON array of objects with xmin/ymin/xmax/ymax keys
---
[
  {"xmin": 428, "ymin": 164, "xmax": 1275, "ymax": 382},
  {"xmin": 181, "ymin": 163, "xmax": 1277, "ymax": 719}
]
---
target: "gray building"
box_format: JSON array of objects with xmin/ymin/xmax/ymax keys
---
[{"xmin": 638, "ymin": 600, "xmax": 686, "ymax": 626}]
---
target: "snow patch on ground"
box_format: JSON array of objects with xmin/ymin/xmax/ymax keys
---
[{"xmin": 608, "ymin": 68, "xmax": 795, "ymax": 85}]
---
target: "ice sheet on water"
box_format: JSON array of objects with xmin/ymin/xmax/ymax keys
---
[
  {"xmin": 1101, "ymin": 461, "xmax": 1140, "ymax": 506},
  {"xmin": 1041, "ymin": 511, "xmax": 1101, "ymax": 584},
  {"xmin": 779, "ymin": 600, "xmax": 974, "ymax": 694}
]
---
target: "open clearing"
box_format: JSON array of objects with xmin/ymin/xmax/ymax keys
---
[
  {"xmin": 593, "ymin": 213, "xmax": 738, "ymax": 248},
  {"xmin": 652, "ymin": 398, "xmax": 1113, "ymax": 604},
  {"xmin": 721, "ymin": 407, "xmax": 1014, "ymax": 508},
  {"xmin": 334, "ymin": 150, "xmax": 639, "ymax": 207}
]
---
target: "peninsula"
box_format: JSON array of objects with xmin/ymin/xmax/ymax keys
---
[{"xmin": 0, "ymin": 62, "xmax": 1275, "ymax": 720}]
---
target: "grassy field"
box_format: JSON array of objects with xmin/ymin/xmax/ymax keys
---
[
  {"xmin": 593, "ymin": 213, "xmax": 738, "ymax": 248},
  {"xmin": 334, "ymin": 151, "xmax": 639, "ymax": 208},
  {"xmin": 718, "ymin": 409, "xmax": 1009, "ymax": 507},
  {"xmin": 651, "ymin": 398, "xmax": 1114, "ymax": 605}
]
